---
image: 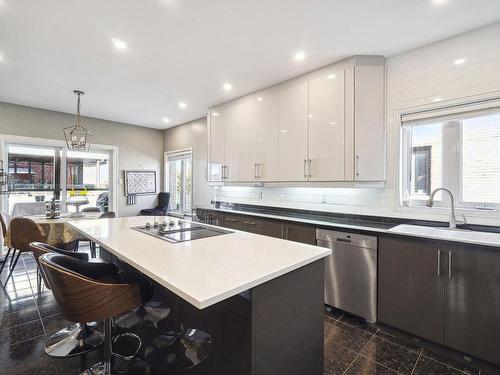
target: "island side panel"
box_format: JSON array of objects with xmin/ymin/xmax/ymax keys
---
[{"xmin": 252, "ymin": 259, "xmax": 325, "ymax": 375}]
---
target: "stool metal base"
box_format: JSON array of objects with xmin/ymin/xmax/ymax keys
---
[{"xmin": 45, "ymin": 323, "xmax": 103, "ymax": 358}]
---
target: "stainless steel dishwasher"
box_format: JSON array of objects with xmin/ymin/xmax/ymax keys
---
[{"xmin": 316, "ymin": 229, "xmax": 377, "ymax": 322}]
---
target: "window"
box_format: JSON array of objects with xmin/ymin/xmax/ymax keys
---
[
  {"xmin": 166, "ymin": 150, "xmax": 192, "ymax": 214},
  {"xmin": 401, "ymin": 103, "xmax": 500, "ymax": 209},
  {"xmin": 6, "ymin": 143, "xmax": 114, "ymax": 215}
]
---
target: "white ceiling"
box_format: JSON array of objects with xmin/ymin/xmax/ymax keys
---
[{"xmin": 1, "ymin": 0, "xmax": 500, "ymax": 129}]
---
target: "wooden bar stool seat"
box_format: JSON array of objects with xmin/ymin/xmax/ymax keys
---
[
  {"xmin": 30, "ymin": 242, "xmax": 116, "ymax": 358},
  {"xmin": 39, "ymin": 253, "xmax": 145, "ymax": 375}
]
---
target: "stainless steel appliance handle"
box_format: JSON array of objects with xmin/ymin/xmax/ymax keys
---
[{"xmin": 437, "ymin": 249, "xmax": 441, "ymax": 276}]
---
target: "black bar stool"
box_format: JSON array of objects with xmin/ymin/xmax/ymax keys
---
[
  {"xmin": 39, "ymin": 253, "xmax": 147, "ymax": 374},
  {"xmin": 30, "ymin": 242, "xmax": 107, "ymax": 357}
]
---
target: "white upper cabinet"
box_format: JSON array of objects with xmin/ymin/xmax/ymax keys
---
[
  {"xmin": 255, "ymin": 93, "xmax": 279, "ymax": 181},
  {"xmin": 308, "ymin": 70, "xmax": 345, "ymax": 181},
  {"xmin": 208, "ymin": 56, "xmax": 386, "ymax": 185},
  {"xmin": 239, "ymin": 93, "xmax": 279, "ymax": 182},
  {"xmin": 208, "ymin": 111, "xmax": 225, "ymax": 181},
  {"xmin": 223, "ymin": 104, "xmax": 241, "ymax": 182},
  {"xmin": 345, "ymin": 64, "xmax": 385, "ymax": 181},
  {"xmin": 277, "ymin": 81, "xmax": 309, "ymax": 181}
]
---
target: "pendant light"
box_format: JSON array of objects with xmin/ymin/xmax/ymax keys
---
[{"xmin": 64, "ymin": 90, "xmax": 92, "ymax": 151}]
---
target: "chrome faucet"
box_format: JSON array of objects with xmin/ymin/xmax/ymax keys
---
[{"xmin": 426, "ymin": 188, "xmax": 465, "ymax": 230}]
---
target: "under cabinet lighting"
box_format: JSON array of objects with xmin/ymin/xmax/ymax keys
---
[{"xmin": 432, "ymin": 97, "xmax": 443, "ymax": 103}]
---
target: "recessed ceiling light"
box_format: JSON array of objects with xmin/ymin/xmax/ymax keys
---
[
  {"xmin": 453, "ymin": 57, "xmax": 466, "ymax": 66},
  {"xmin": 330, "ymin": 121, "xmax": 337, "ymax": 126},
  {"xmin": 294, "ymin": 51, "xmax": 306, "ymax": 61},
  {"xmin": 432, "ymin": 0, "xmax": 448, "ymax": 5},
  {"xmin": 162, "ymin": 117, "xmax": 171, "ymax": 124},
  {"xmin": 212, "ymin": 112, "xmax": 219, "ymax": 116},
  {"xmin": 433, "ymin": 97, "xmax": 443, "ymax": 103},
  {"xmin": 256, "ymin": 97, "xmax": 263, "ymax": 102},
  {"xmin": 308, "ymin": 114, "xmax": 313, "ymax": 118},
  {"xmin": 178, "ymin": 102, "xmax": 187, "ymax": 109},
  {"xmin": 0, "ymin": 54, "xmax": 4, "ymax": 62},
  {"xmin": 327, "ymin": 74, "xmax": 336, "ymax": 80},
  {"xmin": 111, "ymin": 38, "xmax": 127, "ymax": 50},
  {"xmin": 222, "ymin": 83, "xmax": 232, "ymax": 91}
]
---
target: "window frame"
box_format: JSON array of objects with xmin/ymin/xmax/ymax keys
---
[
  {"xmin": 397, "ymin": 95, "xmax": 500, "ymax": 214},
  {"xmin": 165, "ymin": 148, "xmax": 193, "ymax": 215}
]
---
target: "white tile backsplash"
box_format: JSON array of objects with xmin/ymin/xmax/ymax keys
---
[{"xmin": 214, "ymin": 22, "xmax": 500, "ymax": 226}]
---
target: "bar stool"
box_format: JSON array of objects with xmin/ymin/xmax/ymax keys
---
[
  {"xmin": 39, "ymin": 253, "xmax": 146, "ymax": 375},
  {"xmin": 30, "ymin": 242, "xmax": 108, "ymax": 357}
]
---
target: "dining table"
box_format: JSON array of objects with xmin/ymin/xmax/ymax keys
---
[{"xmin": 3, "ymin": 212, "xmax": 102, "ymax": 248}]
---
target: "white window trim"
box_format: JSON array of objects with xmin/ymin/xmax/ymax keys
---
[
  {"xmin": 393, "ymin": 92, "xmax": 500, "ymax": 221},
  {"xmin": 0, "ymin": 134, "xmax": 119, "ymax": 216},
  {"xmin": 164, "ymin": 148, "xmax": 193, "ymax": 215}
]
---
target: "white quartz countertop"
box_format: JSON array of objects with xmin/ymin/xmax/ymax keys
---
[{"xmin": 68, "ymin": 216, "xmax": 331, "ymax": 309}]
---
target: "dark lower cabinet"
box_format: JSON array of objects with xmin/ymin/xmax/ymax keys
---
[
  {"xmin": 281, "ymin": 222, "xmax": 316, "ymax": 245},
  {"xmin": 444, "ymin": 243, "xmax": 500, "ymax": 364},
  {"xmin": 378, "ymin": 236, "xmax": 445, "ymax": 344},
  {"xmin": 379, "ymin": 236, "xmax": 500, "ymax": 365}
]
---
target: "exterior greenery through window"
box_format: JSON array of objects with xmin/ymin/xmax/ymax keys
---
[
  {"xmin": 166, "ymin": 150, "xmax": 192, "ymax": 214},
  {"xmin": 401, "ymin": 104, "xmax": 500, "ymax": 209}
]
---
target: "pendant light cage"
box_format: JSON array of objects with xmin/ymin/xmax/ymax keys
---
[{"xmin": 64, "ymin": 90, "xmax": 93, "ymax": 151}]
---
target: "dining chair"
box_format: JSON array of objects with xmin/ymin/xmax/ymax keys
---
[
  {"xmin": 99, "ymin": 211, "xmax": 116, "ymax": 219},
  {"xmin": 81, "ymin": 206, "xmax": 101, "ymax": 213},
  {"xmin": 2, "ymin": 217, "xmax": 47, "ymax": 288},
  {"xmin": 0, "ymin": 212, "xmax": 13, "ymax": 274}
]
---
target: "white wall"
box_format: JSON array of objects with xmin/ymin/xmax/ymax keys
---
[
  {"xmin": 0, "ymin": 102, "xmax": 164, "ymax": 217},
  {"xmin": 211, "ymin": 22, "xmax": 500, "ymax": 226}
]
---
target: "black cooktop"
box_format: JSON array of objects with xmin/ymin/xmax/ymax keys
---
[{"xmin": 132, "ymin": 219, "xmax": 232, "ymax": 243}]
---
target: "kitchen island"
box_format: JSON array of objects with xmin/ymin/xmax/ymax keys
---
[{"xmin": 69, "ymin": 216, "xmax": 330, "ymax": 375}]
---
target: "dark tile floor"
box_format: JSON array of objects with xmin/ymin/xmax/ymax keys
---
[{"xmin": 1, "ymin": 250, "xmax": 499, "ymax": 375}]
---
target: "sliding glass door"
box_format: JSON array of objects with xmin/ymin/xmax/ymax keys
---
[{"xmin": 6, "ymin": 143, "xmax": 114, "ymax": 216}]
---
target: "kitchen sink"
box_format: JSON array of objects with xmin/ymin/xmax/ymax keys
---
[{"xmin": 388, "ymin": 224, "xmax": 500, "ymax": 247}]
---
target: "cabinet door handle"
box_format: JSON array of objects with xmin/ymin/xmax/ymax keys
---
[
  {"xmin": 243, "ymin": 221, "xmax": 256, "ymax": 225},
  {"xmin": 257, "ymin": 163, "xmax": 261, "ymax": 179},
  {"xmin": 225, "ymin": 218, "xmax": 237, "ymax": 222},
  {"xmin": 304, "ymin": 159, "xmax": 307, "ymax": 178},
  {"xmin": 355, "ymin": 155, "xmax": 360, "ymax": 177},
  {"xmin": 285, "ymin": 227, "xmax": 289, "ymax": 239},
  {"xmin": 254, "ymin": 163, "xmax": 257, "ymax": 179},
  {"xmin": 308, "ymin": 159, "xmax": 312, "ymax": 178},
  {"xmin": 448, "ymin": 251, "xmax": 452, "ymax": 279},
  {"xmin": 437, "ymin": 249, "xmax": 441, "ymax": 276},
  {"xmin": 281, "ymin": 226, "xmax": 285, "ymax": 239}
]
